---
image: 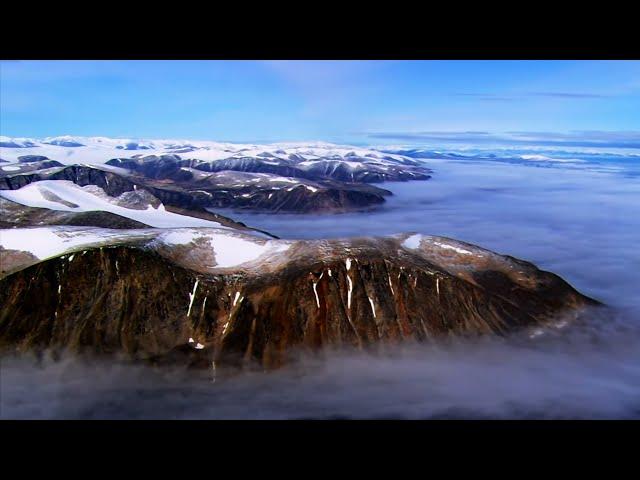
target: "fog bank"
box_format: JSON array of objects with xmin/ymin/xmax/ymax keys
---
[{"xmin": 2, "ymin": 308, "xmax": 639, "ymax": 419}]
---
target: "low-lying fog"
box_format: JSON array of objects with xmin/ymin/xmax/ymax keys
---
[{"xmin": 2, "ymin": 156, "xmax": 639, "ymax": 419}]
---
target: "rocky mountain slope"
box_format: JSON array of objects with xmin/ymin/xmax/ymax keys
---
[{"xmin": 0, "ymin": 227, "xmax": 600, "ymax": 371}]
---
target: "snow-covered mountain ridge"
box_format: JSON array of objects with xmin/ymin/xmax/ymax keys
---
[
  {"xmin": 0, "ymin": 136, "xmax": 432, "ymax": 213},
  {"xmin": 0, "ymin": 136, "xmax": 415, "ymax": 166}
]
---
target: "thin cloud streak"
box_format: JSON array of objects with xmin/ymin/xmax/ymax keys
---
[
  {"xmin": 451, "ymin": 93, "xmax": 517, "ymax": 102},
  {"xmin": 451, "ymin": 91, "xmax": 613, "ymax": 101},
  {"xmin": 366, "ymin": 130, "xmax": 640, "ymax": 149},
  {"xmin": 530, "ymin": 92, "xmax": 611, "ymax": 99}
]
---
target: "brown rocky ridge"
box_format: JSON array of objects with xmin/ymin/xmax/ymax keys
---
[{"xmin": 0, "ymin": 227, "xmax": 601, "ymax": 372}]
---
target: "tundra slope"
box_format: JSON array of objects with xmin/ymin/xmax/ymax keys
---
[{"xmin": 0, "ymin": 227, "xmax": 599, "ymax": 370}]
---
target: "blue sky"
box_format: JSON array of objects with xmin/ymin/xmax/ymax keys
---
[{"xmin": 1, "ymin": 60, "xmax": 639, "ymax": 147}]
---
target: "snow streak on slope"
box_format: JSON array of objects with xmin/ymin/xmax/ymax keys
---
[{"xmin": 0, "ymin": 180, "xmax": 229, "ymax": 229}]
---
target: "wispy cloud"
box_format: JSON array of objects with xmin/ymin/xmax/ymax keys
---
[
  {"xmin": 366, "ymin": 130, "xmax": 640, "ymax": 149},
  {"xmin": 529, "ymin": 92, "xmax": 611, "ymax": 99},
  {"xmin": 450, "ymin": 91, "xmax": 613, "ymax": 101},
  {"xmin": 451, "ymin": 93, "xmax": 517, "ymax": 102}
]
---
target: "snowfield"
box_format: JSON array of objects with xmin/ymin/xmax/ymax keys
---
[{"xmin": 0, "ymin": 180, "xmax": 229, "ymax": 229}]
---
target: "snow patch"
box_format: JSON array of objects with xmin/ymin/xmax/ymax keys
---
[
  {"xmin": 402, "ymin": 234, "xmax": 423, "ymax": 249},
  {"xmin": 433, "ymin": 241, "xmax": 474, "ymax": 255},
  {"xmin": 188, "ymin": 337, "xmax": 205, "ymax": 349}
]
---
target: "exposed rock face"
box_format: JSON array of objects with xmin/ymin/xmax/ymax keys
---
[{"xmin": 0, "ymin": 228, "xmax": 599, "ymax": 371}]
